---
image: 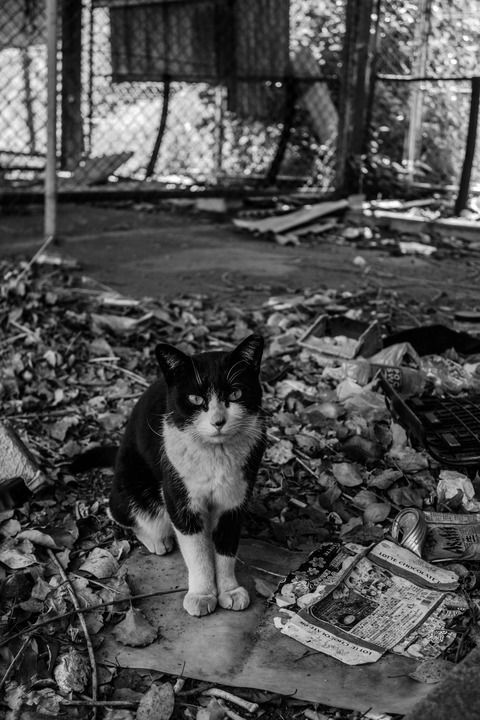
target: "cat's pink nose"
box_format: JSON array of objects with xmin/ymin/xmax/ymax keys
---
[{"xmin": 212, "ymin": 417, "xmax": 226, "ymax": 428}]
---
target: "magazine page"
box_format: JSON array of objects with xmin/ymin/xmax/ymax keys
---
[{"xmin": 276, "ymin": 540, "xmax": 459, "ymax": 666}]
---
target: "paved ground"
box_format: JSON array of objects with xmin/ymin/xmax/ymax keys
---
[
  {"xmin": 2, "ymin": 202, "xmax": 480, "ymax": 310},
  {"xmin": 2, "ymin": 200, "xmax": 480, "ymax": 718}
]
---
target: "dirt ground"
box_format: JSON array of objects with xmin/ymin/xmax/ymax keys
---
[{"xmin": 2, "ymin": 201, "xmax": 480, "ymax": 308}]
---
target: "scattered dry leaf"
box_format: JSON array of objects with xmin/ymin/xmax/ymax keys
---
[
  {"xmin": 332, "ymin": 462, "xmax": 363, "ymax": 487},
  {"xmin": 136, "ymin": 682, "xmax": 174, "ymax": 720},
  {"xmin": 113, "ymin": 607, "xmax": 157, "ymax": 647},
  {"xmin": 79, "ymin": 547, "xmax": 119, "ymax": 578}
]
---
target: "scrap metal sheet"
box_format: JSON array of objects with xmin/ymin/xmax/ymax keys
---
[{"xmin": 98, "ymin": 540, "xmax": 433, "ymax": 714}]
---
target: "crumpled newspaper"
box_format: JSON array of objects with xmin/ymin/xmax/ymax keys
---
[{"xmin": 437, "ymin": 469, "xmax": 480, "ymax": 512}]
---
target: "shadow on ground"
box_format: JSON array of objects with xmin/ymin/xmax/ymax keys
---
[{"xmin": 1, "ymin": 203, "xmax": 479, "ymax": 307}]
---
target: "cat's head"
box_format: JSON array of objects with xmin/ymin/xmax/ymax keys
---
[{"xmin": 155, "ymin": 334, "xmax": 263, "ymax": 444}]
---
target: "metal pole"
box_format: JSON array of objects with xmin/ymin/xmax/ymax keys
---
[
  {"xmin": 405, "ymin": 0, "xmax": 432, "ymax": 185},
  {"xmin": 44, "ymin": 0, "xmax": 58, "ymax": 241},
  {"xmin": 454, "ymin": 77, "xmax": 480, "ymax": 216}
]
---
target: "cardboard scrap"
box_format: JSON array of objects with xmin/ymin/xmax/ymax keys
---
[
  {"xmin": 233, "ymin": 200, "xmax": 348, "ymax": 236},
  {"xmin": 98, "ymin": 540, "xmax": 433, "ymax": 714},
  {"xmin": 0, "ymin": 422, "xmax": 46, "ymax": 493},
  {"xmin": 299, "ymin": 314, "xmax": 382, "ymax": 360}
]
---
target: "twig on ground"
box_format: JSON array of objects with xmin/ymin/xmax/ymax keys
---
[
  {"xmin": 0, "ymin": 332, "xmax": 28, "ymax": 348},
  {"xmin": 9, "ymin": 319, "xmax": 40, "ymax": 342},
  {"xmin": 216, "ymin": 699, "xmax": 248, "ymax": 720},
  {"xmin": 177, "ymin": 682, "xmax": 215, "ymax": 698},
  {"xmin": 1, "ymin": 587, "xmax": 186, "ymax": 648},
  {"xmin": 201, "ymin": 689, "xmax": 259, "ymax": 714},
  {"xmin": 15, "ymin": 234, "xmax": 54, "ymax": 283},
  {"xmin": 48, "ymin": 549, "xmax": 98, "ymax": 720},
  {"xmin": 7, "ymin": 409, "xmax": 81, "ymax": 420},
  {"xmin": 0, "ymin": 635, "xmax": 31, "ymax": 693},
  {"xmin": 60, "ymin": 700, "xmax": 138, "ymax": 709},
  {"xmin": 89, "ymin": 358, "xmax": 149, "ymax": 387}
]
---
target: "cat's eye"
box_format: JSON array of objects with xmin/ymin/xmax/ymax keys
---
[
  {"xmin": 188, "ymin": 394, "xmax": 204, "ymax": 406},
  {"xmin": 228, "ymin": 389, "xmax": 242, "ymax": 402}
]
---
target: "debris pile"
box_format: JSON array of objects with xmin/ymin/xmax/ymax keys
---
[
  {"xmin": 2, "ymin": 255, "xmax": 480, "ymax": 718},
  {"xmin": 233, "ymin": 194, "xmax": 480, "ymax": 258}
]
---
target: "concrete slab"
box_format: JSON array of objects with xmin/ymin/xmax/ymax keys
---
[{"xmin": 3, "ymin": 204, "xmax": 480, "ymax": 308}]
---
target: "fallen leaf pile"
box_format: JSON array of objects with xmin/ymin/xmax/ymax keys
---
[{"xmin": 1, "ymin": 255, "xmax": 480, "ymax": 719}]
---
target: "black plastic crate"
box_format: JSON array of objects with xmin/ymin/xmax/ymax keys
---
[{"xmin": 380, "ymin": 376, "xmax": 480, "ymax": 468}]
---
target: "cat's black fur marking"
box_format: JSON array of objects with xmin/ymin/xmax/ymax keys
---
[
  {"xmin": 212, "ymin": 509, "xmax": 242, "ymax": 556},
  {"xmin": 73, "ymin": 333, "xmax": 266, "ymax": 616},
  {"xmin": 69, "ymin": 445, "xmax": 118, "ymax": 474},
  {"xmin": 160, "ymin": 456, "xmax": 204, "ymax": 535}
]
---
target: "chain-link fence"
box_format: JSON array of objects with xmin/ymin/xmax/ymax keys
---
[
  {"xmin": 371, "ymin": 0, "xmax": 480, "ymax": 194},
  {"xmin": 0, "ymin": 0, "xmax": 344, "ymax": 196},
  {"xmin": 0, "ymin": 0, "xmax": 478, "ymax": 201}
]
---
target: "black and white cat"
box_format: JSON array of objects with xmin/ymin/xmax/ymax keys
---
[{"xmin": 98, "ymin": 334, "xmax": 265, "ymax": 617}]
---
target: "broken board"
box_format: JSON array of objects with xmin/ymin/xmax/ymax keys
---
[
  {"xmin": 233, "ymin": 200, "xmax": 348, "ymax": 235},
  {"xmin": 59, "ymin": 152, "xmax": 133, "ymax": 187},
  {"xmin": 98, "ymin": 540, "xmax": 433, "ymax": 714}
]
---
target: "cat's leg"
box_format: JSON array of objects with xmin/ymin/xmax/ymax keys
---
[
  {"xmin": 133, "ymin": 507, "xmax": 175, "ymax": 556},
  {"xmin": 163, "ymin": 471, "xmax": 216, "ymax": 616},
  {"xmin": 109, "ymin": 449, "xmax": 174, "ymax": 556},
  {"xmin": 174, "ymin": 528, "xmax": 217, "ymax": 616},
  {"xmin": 213, "ymin": 510, "xmax": 250, "ymax": 611}
]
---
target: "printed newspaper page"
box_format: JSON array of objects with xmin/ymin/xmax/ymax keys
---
[
  {"xmin": 424, "ymin": 511, "xmax": 480, "ymax": 561},
  {"xmin": 275, "ymin": 540, "xmax": 459, "ymax": 666}
]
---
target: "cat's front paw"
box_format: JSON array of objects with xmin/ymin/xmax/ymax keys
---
[
  {"xmin": 138, "ymin": 534, "xmax": 175, "ymax": 556},
  {"xmin": 183, "ymin": 592, "xmax": 217, "ymax": 617},
  {"xmin": 218, "ymin": 585, "xmax": 250, "ymax": 611}
]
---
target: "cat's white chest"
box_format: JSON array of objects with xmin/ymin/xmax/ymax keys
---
[{"xmin": 163, "ymin": 423, "xmax": 252, "ymax": 514}]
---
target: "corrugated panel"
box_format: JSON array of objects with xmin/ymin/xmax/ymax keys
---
[
  {"xmin": 234, "ymin": 0, "xmax": 290, "ymax": 77},
  {"xmin": 109, "ymin": 0, "xmax": 290, "ymax": 95},
  {"xmin": 226, "ymin": 0, "xmax": 290, "ymax": 119},
  {"xmin": 110, "ymin": 1, "xmax": 217, "ymax": 81}
]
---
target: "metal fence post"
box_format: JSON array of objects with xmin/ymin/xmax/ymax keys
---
[
  {"xmin": 454, "ymin": 76, "xmax": 480, "ymax": 216},
  {"xmin": 44, "ymin": 0, "xmax": 58, "ymax": 242},
  {"xmin": 336, "ymin": 0, "xmax": 375, "ymax": 197}
]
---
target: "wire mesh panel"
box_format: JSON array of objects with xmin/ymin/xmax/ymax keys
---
[
  {"xmin": 371, "ymin": 0, "xmax": 480, "ymax": 192},
  {"xmin": 1, "ymin": 0, "xmax": 479, "ymax": 199},
  {"xmin": 85, "ymin": 0, "xmax": 343, "ymax": 188},
  {"xmin": 0, "ymin": 0, "xmax": 47, "ymax": 186}
]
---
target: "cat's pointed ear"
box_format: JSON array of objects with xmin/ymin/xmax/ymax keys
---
[
  {"xmin": 230, "ymin": 333, "xmax": 264, "ymax": 373},
  {"xmin": 155, "ymin": 343, "xmax": 189, "ymax": 383}
]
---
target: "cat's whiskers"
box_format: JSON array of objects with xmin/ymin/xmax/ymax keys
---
[
  {"xmin": 226, "ymin": 360, "xmax": 247, "ymax": 384},
  {"xmin": 191, "ymin": 358, "xmax": 202, "ymax": 387},
  {"xmin": 147, "ymin": 419, "xmax": 163, "ymax": 439}
]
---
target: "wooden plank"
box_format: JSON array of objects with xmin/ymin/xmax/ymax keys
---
[
  {"xmin": 234, "ymin": 199, "xmax": 348, "ymax": 234},
  {"xmin": 59, "ymin": 152, "xmax": 133, "ymax": 187},
  {"xmin": 98, "ymin": 541, "xmax": 433, "ymax": 714}
]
